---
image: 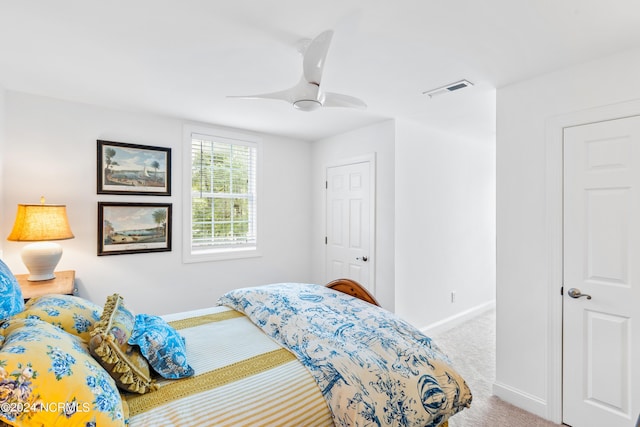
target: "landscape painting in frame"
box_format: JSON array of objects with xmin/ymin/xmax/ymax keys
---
[
  {"xmin": 98, "ymin": 202, "xmax": 172, "ymax": 256},
  {"xmin": 97, "ymin": 140, "xmax": 171, "ymax": 195}
]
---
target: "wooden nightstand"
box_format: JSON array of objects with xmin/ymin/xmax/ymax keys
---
[{"xmin": 15, "ymin": 270, "xmax": 77, "ymax": 300}]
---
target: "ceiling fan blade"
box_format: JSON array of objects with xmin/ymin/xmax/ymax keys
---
[
  {"xmin": 227, "ymin": 87, "xmax": 299, "ymax": 104},
  {"xmin": 228, "ymin": 78, "xmax": 322, "ymax": 108},
  {"xmin": 303, "ymin": 30, "xmax": 333, "ymax": 85},
  {"xmin": 322, "ymin": 92, "xmax": 367, "ymax": 109}
]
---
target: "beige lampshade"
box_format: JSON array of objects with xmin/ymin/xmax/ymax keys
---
[
  {"xmin": 7, "ymin": 204, "xmax": 74, "ymax": 242},
  {"xmin": 7, "ymin": 203, "xmax": 74, "ymax": 281}
]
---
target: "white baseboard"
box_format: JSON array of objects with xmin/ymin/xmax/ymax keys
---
[
  {"xmin": 420, "ymin": 300, "xmax": 495, "ymax": 336},
  {"xmin": 492, "ymin": 381, "xmax": 548, "ymax": 420}
]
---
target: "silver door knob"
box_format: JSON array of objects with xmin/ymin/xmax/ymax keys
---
[
  {"xmin": 567, "ymin": 288, "xmax": 592, "ymax": 300},
  {"xmin": 356, "ymin": 256, "xmax": 368, "ymax": 262}
]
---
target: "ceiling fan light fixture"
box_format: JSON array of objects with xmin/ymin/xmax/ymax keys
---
[{"xmin": 293, "ymin": 99, "xmax": 322, "ymax": 112}]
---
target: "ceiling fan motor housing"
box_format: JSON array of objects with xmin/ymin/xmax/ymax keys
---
[{"xmin": 293, "ymin": 99, "xmax": 322, "ymax": 111}]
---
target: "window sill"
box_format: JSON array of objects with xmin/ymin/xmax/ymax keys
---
[{"xmin": 183, "ymin": 247, "xmax": 261, "ymax": 263}]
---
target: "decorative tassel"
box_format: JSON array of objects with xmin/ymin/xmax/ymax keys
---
[{"xmin": 88, "ymin": 293, "xmax": 156, "ymax": 394}]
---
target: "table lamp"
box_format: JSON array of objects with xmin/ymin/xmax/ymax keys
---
[{"xmin": 7, "ymin": 197, "xmax": 74, "ymax": 281}]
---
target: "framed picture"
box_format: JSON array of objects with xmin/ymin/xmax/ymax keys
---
[
  {"xmin": 98, "ymin": 202, "xmax": 172, "ymax": 256},
  {"xmin": 97, "ymin": 140, "xmax": 171, "ymax": 195}
]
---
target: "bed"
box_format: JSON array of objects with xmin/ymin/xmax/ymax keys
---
[{"xmin": 0, "ymin": 268, "xmax": 471, "ymax": 427}]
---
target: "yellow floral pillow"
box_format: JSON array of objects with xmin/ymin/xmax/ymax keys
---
[
  {"xmin": 0, "ymin": 318, "xmax": 128, "ymax": 427},
  {"xmin": 10, "ymin": 295, "xmax": 102, "ymax": 343},
  {"xmin": 89, "ymin": 294, "xmax": 155, "ymax": 394}
]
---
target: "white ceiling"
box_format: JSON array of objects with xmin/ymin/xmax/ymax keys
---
[{"xmin": 1, "ymin": 0, "xmax": 640, "ymax": 141}]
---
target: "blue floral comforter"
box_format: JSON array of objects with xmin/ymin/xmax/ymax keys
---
[{"xmin": 219, "ymin": 283, "xmax": 472, "ymax": 427}]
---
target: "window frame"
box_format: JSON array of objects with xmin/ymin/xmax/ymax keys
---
[{"xmin": 182, "ymin": 124, "xmax": 262, "ymax": 263}]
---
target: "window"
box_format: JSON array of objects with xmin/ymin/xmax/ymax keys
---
[{"xmin": 183, "ymin": 125, "xmax": 260, "ymax": 262}]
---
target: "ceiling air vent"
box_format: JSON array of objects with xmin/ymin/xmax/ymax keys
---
[{"xmin": 422, "ymin": 79, "xmax": 473, "ymax": 98}]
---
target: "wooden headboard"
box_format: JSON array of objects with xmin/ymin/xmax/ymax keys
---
[{"xmin": 325, "ymin": 278, "xmax": 380, "ymax": 307}]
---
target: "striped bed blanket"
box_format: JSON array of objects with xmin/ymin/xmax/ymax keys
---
[{"xmin": 125, "ymin": 306, "xmax": 333, "ymax": 426}]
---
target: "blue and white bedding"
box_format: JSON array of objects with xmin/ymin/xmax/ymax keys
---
[{"xmin": 219, "ymin": 283, "xmax": 472, "ymax": 427}]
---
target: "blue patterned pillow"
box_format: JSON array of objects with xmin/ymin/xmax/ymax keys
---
[
  {"xmin": 128, "ymin": 314, "xmax": 194, "ymax": 379},
  {"xmin": 0, "ymin": 259, "xmax": 24, "ymax": 321}
]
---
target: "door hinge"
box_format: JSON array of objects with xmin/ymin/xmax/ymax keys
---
[
  {"xmin": 325, "ymin": 236, "xmax": 327, "ymax": 245},
  {"xmin": 560, "ymin": 286, "xmax": 564, "ymax": 295},
  {"xmin": 325, "ymin": 181, "xmax": 328, "ymax": 189}
]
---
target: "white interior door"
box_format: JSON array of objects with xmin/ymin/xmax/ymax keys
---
[
  {"xmin": 325, "ymin": 160, "xmax": 374, "ymax": 292},
  {"xmin": 563, "ymin": 116, "xmax": 640, "ymax": 427}
]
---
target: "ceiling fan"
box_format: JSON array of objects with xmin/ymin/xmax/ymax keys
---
[{"xmin": 228, "ymin": 30, "xmax": 366, "ymax": 112}]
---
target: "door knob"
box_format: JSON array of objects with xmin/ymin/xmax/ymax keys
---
[
  {"xmin": 567, "ymin": 288, "xmax": 592, "ymax": 300},
  {"xmin": 356, "ymin": 256, "xmax": 368, "ymax": 262}
]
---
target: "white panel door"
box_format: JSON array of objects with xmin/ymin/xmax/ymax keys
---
[
  {"xmin": 325, "ymin": 161, "xmax": 374, "ymax": 292},
  {"xmin": 563, "ymin": 116, "xmax": 640, "ymax": 427}
]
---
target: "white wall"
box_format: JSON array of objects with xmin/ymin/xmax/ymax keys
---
[
  {"xmin": 310, "ymin": 120, "xmax": 396, "ymax": 310},
  {"xmin": 0, "ymin": 86, "xmax": 4, "ymax": 257},
  {"xmin": 395, "ymin": 119, "xmax": 496, "ymax": 330},
  {"xmin": 310, "ymin": 118, "xmax": 496, "ymax": 325},
  {"xmin": 1, "ymin": 92, "xmax": 312, "ymax": 315},
  {"xmin": 496, "ymin": 47, "xmax": 640, "ymax": 420}
]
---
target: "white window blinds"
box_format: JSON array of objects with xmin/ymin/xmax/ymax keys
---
[{"xmin": 190, "ymin": 133, "xmax": 257, "ymax": 251}]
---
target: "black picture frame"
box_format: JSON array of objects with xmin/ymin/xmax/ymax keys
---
[
  {"xmin": 98, "ymin": 202, "xmax": 172, "ymax": 256},
  {"xmin": 97, "ymin": 140, "xmax": 171, "ymax": 196}
]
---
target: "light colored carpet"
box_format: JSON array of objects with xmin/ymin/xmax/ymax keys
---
[{"xmin": 430, "ymin": 309, "xmax": 563, "ymax": 427}]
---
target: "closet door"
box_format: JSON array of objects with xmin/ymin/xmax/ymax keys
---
[
  {"xmin": 325, "ymin": 160, "xmax": 374, "ymax": 293},
  {"xmin": 563, "ymin": 116, "xmax": 640, "ymax": 427}
]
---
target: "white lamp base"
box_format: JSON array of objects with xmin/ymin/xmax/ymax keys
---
[{"xmin": 21, "ymin": 242, "xmax": 63, "ymax": 281}]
